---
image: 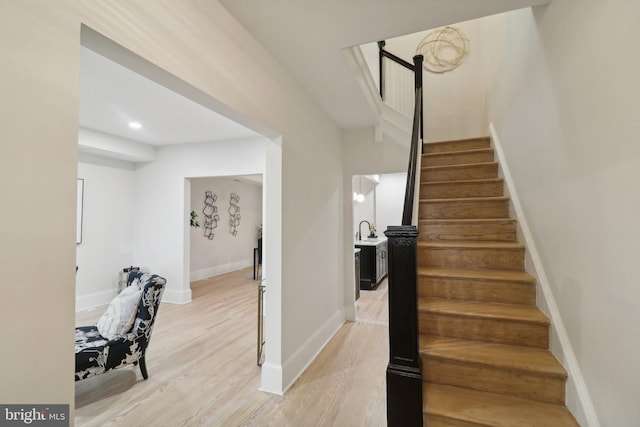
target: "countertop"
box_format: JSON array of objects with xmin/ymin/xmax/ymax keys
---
[{"xmin": 355, "ymin": 236, "xmax": 387, "ymax": 247}]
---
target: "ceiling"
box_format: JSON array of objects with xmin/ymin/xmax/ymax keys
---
[
  {"xmin": 219, "ymin": 0, "xmax": 551, "ymax": 129},
  {"xmin": 79, "ymin": 0, "xmax": 551, "ymax": 147},
  {"xmin": 79, "ymin": 46, "xmax": 259, "ymax": 146}
]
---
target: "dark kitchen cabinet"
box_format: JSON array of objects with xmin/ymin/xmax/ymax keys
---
[{"xmin": 355, "ymin": 239, "xmax": 387, "ymax": 290}]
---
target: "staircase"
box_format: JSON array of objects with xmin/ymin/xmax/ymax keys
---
[{"xmin": 417, "ymin": 137, "xmax": 579, "ymax": 426}]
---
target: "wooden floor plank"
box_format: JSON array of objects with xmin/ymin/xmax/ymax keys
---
[
  {"xmin": 75, "ymin": 268, "xmax": 389, "ymax": 426},
  {"xmin": 356, "ymin": 279, "xmax": 389, "ymax": 326}
]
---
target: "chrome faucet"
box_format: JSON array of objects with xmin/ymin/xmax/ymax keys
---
[{"xmin": 358, "ymin": 220, "xmax": 371, "ymax": 241}]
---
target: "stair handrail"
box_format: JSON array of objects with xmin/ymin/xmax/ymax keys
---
[
  {"xmin": 402, "ymin": 83, "xmax": 422, "ymax": 224},
  {"xmin": 384, "ymin": 52, "xmax": 424, "ymax": 427}
]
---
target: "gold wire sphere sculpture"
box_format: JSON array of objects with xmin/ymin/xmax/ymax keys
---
[{"xmin": 416, "ymin": 26, "xmax": 469, "ymax": 74}]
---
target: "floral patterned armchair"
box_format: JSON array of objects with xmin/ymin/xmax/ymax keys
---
[{"xmin": 75, "ymin": 271, "xmax": 166, "ymax": 381}]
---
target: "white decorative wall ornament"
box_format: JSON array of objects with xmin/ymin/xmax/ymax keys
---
[
  {"xmin": 228, "ymin": 193, "xmax": 241, "ymax": 236},
  {"xmin": 416, "ymin": 26, "xmax": 469, "ymax": 74},
  {"xmin": 202, "ymin": 191, "xmax": 219, "ymax": 240}
]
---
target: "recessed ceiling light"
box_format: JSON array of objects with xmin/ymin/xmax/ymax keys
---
[{"xmin": 129, "ymin": 121, "xmax": 142, "ymax": 129}]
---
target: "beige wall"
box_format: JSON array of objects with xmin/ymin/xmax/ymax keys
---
[
  {"xmin": 482, "ymin": 2, "xmax": 640, "ymax": 425},
  {"xmin": 0, "ymin": 0, "xmax": 344, "ymax": 413},
  {"xmin": 0, "ymin": 0, "xmax": 80, "ymax": 408}
]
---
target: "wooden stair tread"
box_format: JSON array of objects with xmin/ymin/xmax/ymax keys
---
[
  {"xmin": 418, "ymin": 267, "xmax": 535, "ymax": 284},
  {"xmin": 421, "ymin": 179, "xmax": 505, "ymax": 199},
  {"xmin": 418, "ymin": 218, "xmax": 517, "ymax": 242},
  {"xmin": 419, "ymin": 299, "xmax": 550, "ymax": 325},
  {"xmin": 423, "ymin": 137, "xmax": 491, "ymax": 154},
  {"xmin": 419, "ymin": 198, "xmax": 510, "ymax": 221},
  {"xmin": 420, "ymin": 335, "xmax": 566, "ymax": 378},
  {"xmin": 420, "ymin": 196, "xmax": 509, "ymax": 204},
  {"xmin": 422, "ymin": 161, "xmax": 497, "ymax": 172},
  {"xmin": 420, "ymin": 218, "xmax": 516, "ymax": 225},
  {"xmin": 418, "ymin": 241, "xmax": 526, "ymax": 270},
  {"xmin": 424, "ymin": 383, "xmax": 579, "ymax": 426},
  {"xmin": 425, "ymin": 136, "xmax": 490, "ymax": 145},
  {"xmin": 422, "ymin": 177, "xmax": 503, "ymax": 185},
  {"xmin": 423, "ymin": 147, "xmax": 494, "ymax": 158},
  {"xmin": 419, "ymin": 241, "xmax": 525, "ymax": 250}
]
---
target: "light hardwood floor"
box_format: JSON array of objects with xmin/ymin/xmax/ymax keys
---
[
  {"xmin": 355, "ymin": 280, "xmax": 388, "ymax": 326},
  {"xmin": 75, "ymin": 268, "xmax": 388, "ymax": 426}
]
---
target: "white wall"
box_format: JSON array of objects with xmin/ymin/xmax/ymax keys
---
[
  {"xmin": 76, "ymin": 155, "xmax": 137, "ymax": 310},
  {"xmin": 480, "ymin": 2, "xmax": 640, "ymax": 425},
  {"xmin": 75, "ymin": 138, "xmax": 265, "ymax": 309},
  {"xmin": 133, "ymin": 138, "xmax": 266, "ymax": 304},
  {"xmin": 384, "ymin": 20, "xmax": 489, "ymax": 142},
  {"xmin": 190, "ymin": 176, "xmax": 262, "ymax": 280},
  {"xmin": 375, "ymin": 173, "xmax": 407, "ymax": 233}
]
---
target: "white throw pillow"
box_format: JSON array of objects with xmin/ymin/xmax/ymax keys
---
[{"xmin": 96, "ymin": 285, "xmax": 143, "ymax": 340}]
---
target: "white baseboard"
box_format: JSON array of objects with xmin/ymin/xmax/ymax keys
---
[
  {"xmin": 77, "ymin": 279, "xmax": 195, "ymax": 310},
  {"xmin": 490, "ymin": 123, "xmax": 600, "ymax": 427},
  {"xmin": 76, "ymin": 289, "xmax": 116, "ymax": 312},
  {"xmin": 280, "ymin": 309, "xmax": 345, "ymax": 394},
  {"xmin": 190, "ymin": 258, "xmax": 253, "ymax": 282},
  {"xmin": 162, "ymin": 287, "xmax": 192, "ymax": 304}
]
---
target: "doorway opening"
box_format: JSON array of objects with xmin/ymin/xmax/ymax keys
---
[
  {"xmin": 75, "ymin": 26, "xmax": 282, "ymax": 411},
  {"xmin": 351, "ymin": 172, "xmax": 407, "ymax": 325},
  {"xmin": 188, "ymin": 174, "xmax": 264, "ymax": 283}
]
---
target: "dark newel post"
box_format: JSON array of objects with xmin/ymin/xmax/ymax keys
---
[
  {"xmin": 378, "ymin": 41, "xmax": 386, "ymax": 100},
  {"xmin": 385, "ymin": 225, "xmax": 422, "ymax": 426},
  {"xmin": 414, "ymin": 54, "xmax": 424, "ymax": 149}
]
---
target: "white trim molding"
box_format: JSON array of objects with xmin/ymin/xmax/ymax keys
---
[
  {"xmin": 341, "ymin": 46, "xmax": 382, "ymax": 125},
  {"xmin": 190, "ymin": 258, "xmax": 253, "ymax": 282},
  {"xmin": 490, "ymin": 123, "xmax": 601, "ymax": 427},
  {"xmin": 342, "ymin": 46, "xmax": 412, "ymax": 146}
]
